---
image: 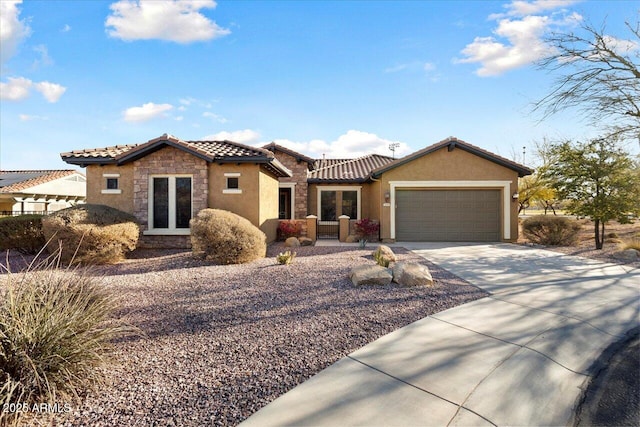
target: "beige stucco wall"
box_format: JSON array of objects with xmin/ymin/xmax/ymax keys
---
[
  {"xmin": 86, "ymin": 164, "xmax": 135, "ymax": 214},
  {"xmin": 208, "ymin": 163, "xmax": 280, "ymax": 242},
  {"xmin": 377, "ymin": 146, "xmax": 520, "ymax": 242},
  {"xmin": 259, "ymin": 169, "xmax": 280, "ymax": 242}
]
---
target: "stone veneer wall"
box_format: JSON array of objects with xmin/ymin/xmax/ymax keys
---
[
  {"xmin": 271, "ymin": 151, "xmax": 310, "ymax": 219},
  {"xmin": 133, "ymin": 146, "xmax": 209, "ymax": 248}
]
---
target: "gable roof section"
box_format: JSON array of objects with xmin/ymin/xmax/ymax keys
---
[
  {"xmin": 262, "ymin": 142, "xmax": 315, "ymax": 166},
  {"xmin": 0, "ymin": 170, "xmax": 81, "ymax": 193},
  {"xmin": 308, "ymin": 154, "xmax": 395, "ymax": 183},
  {"xmin": 370, "ymin": 137, "xmax": 533, "ymax": 178},
  {"xmin": 61, "ymin": 134, "xmax": 292, "ymax": 177}
]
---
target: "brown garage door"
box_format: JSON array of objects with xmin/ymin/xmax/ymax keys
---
[{"xmin": 396, "ymin": 189, "xmax": 500, "ymax": 241}]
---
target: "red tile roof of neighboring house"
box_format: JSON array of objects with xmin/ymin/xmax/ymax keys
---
[
  {"xmin": 370, "ymin": 137, "xmax": 534, "ymax": 178},
  {"xmin": 61, "ymin": 134, "xmax": 292, "ymax": 177},
  {"xmin": 308, "ymin": 154, "xmax": 395, "ymax": 183},
  {"xmin": 0, "ymin": 170, "xmax": 82, "ymax": 193}
]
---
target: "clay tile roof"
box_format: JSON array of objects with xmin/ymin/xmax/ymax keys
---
[
  {"xmin": 0, "ymin": 170, "xmax": 81, "ymax": 193},
  {"xmin": 60, "ymin": 134, "xmax": 291, "ymax": 177},
  {"xmin": 308, "ymin": 154, "xmax": 395, "ymax": 183},
  {"xmin": 262, "ymin": 143, "xmax": 315, "ymax": 165},
  {"xmin": 371, "ymin": 137, "xmax": 534, "ymax": 178}
]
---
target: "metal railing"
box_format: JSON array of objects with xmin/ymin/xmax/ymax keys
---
[{"xmin": 0, "ymin": 211, "xmax": 51, "ymax": 217}]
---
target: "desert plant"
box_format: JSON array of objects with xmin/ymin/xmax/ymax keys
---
[
  {"xmin": 276, "ymin": 250, "xmax": 296, "ymax": 265},
  {"xmin": 373, "ymin": 250, "xmax": 390, "ymax": 268},
  {"xmin": 0, "ymin": 215, "xmax": 45, "ymax": 254},
  {"xmin": 190, "ymin": 209, "xmax": 267, "ymax": 264},
  {"xmin": 522, "ymin": 215, "xmax": 582, "ymax": 246},
  {"xmin": 41, "ymin": 205, "xmax": 139, "ymax": 265},
  {"xmin": 621, "ymin": 238, "xmax": 640, "ymax": 251},
  {"xmin": 354, "ymin": 218, "xmax": 380, "ymax": 240},
  {"xmin": 0, "ymin": 253, "xmax": 134, "ymax": 425},
  {"xmin": 278, "ymin": 220, "xmax": 302, "ymax": 240}
]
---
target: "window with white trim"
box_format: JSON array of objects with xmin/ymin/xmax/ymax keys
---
[
  {"xmin": 223, "ymin": 172, "xmax": 242, "ymax": 194},
  {"xmin": 101, "ymin": 173, "xmax": 121, "ymax": 194},
  {"xmin": 317, "ymin": 186, "xmax": 361, "ymax": 221},
  {"xmin": 147, "ymin": 175, "xmax": 192, "ymax": 233}
]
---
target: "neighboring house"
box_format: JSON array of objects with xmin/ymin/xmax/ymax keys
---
[
  {"xmin": 60, "ymin": 134, "xmax": 532, "ymax": 248},
  {"xmin": 0, "ymin": 170, "xmax": 86, "ymax": 216},
  {"xmin": 267, "ymin": 136, "xmax": 533, "ymax": 243},
  {"xmin": 60, "ymin": 134, "xmax": 291, "ymax": 248}
]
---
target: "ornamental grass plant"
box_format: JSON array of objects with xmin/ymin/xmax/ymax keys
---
[{"xmin": 0, "ymin": 249, "xmax": 135, "ymax": 426}]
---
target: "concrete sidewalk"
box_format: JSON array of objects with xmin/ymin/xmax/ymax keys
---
[{"xmin": 241, "ymin": 243, "xmax": 640, "ymax": 427}]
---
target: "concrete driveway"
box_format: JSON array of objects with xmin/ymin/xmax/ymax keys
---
[{"xmin": 242, "ymin": 243, "xmax": 640, "ymax": 427}]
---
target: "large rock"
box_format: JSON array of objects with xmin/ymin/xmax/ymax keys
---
[
  {"xmin": 349, "ymin": 264, "xmax": 393, "ymax": 286},
  {"xmin": 285, "ymin": 236, "xmax": 301, "ymax": 247},
  {"xmin": 345, "ymin": 234, "xmax": 357, "ymax": 243},
  {"xmin": 298, "ymin": 237, "xmax": 313, "ymax": 246},
  {"xmin": 613, "ymin": 249, "xmax": 640, "ymax": 261},
  {"xmin": 392, "ymin": 262, "xmax": 434, "ymax": 287},
  {"xmin": 372, "ymin": 245, "xmax": 397, "ymax": 264}
]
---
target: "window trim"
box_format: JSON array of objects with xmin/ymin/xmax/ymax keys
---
[
  {"xmin": 144, "ymin": 174, "xmax": 193, "ymax": 236},
  {"xmin": 223, "ymin": 173, "xmax": 242, "ymax": 194},
  {"xmin": 279, "ymin": 182, "xmax": 296, "ymax": 219},
  {"xmin": 317, "ymin": 186, "xmax": 361, "ymax": 223},
  {"xmin": 101, "ymin": 173, "xmax": 121, "ymax": 194}
]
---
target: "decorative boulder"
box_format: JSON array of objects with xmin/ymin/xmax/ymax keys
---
[
  {"xmin": 349, "ymin": 265, "xmax": 393, "ymax": 286},
  {"xmin": 345, "ymin": 234, "xmax": 357, "ymax": 243},
  {"xmin": 613, "ymin": 249, "xmax": 640, "ymax": 261},
  {"xmin": 392, "ymin": 262, "xmax": 434, "ymax": 287},
  {"xmin": 298, "ymin": 237, "xmax": 313, "ymax": 246},
  {"xmin": 372, "ymin": 245, "xmax": 397, "ymax": 263},
  {"xmin": 285, "ymin": 236, "xmax": 301, "ymax": 247}
]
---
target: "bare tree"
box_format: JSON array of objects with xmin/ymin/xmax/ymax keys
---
[{"xmin": 535, "ymin": 17, "xmax": 640, "ymax": 144}]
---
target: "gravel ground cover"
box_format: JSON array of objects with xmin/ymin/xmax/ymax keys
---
[
  {"xmin": 1, "ymin": 244, "xmax": 486, "ymax": 426},
  {"xmin": 519, "ymin": 220, "xmax": 640, "ymax": 268}
]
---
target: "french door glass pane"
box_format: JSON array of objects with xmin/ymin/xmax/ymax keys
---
[
  {"xmin": 321, "ymin": 191, "xmax": 336, "ymax": 221},
  {"xmin": 342, "ymin": 191, "xmax": 357, "ymax": 218},
  {"xmin": 176, "ymin": 177, "xmax": 192, "ymax": 228},
  {"xmin": 153, "ymin": 178, "xmax": 169, "ymax": 228}
]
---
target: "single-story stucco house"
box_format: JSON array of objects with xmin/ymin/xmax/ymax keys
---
[
  {"xmin": 0, "ymin": 170, "xmax": 86, "ymax": 216},
  {"xmin": 61, "ymin": 134, "xmax": 532, "ymax": 248}
]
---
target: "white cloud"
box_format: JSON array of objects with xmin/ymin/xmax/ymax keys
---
[
  {"xmin": 0, "ymin": 76, "xmax": 31, "ymax": 101},
  {"xmin": 490, "ymin": 0, "xmax": 578, "ymax": 19},
  {"xmin": 123, "ymin": 102, "xmax": 173, "ymax": 122},
  {"xmin": 61, "ymin": 24, "xmax": 71, "ymax": 32},
  {"xmin": 384, "ymin": 63, "xmax": 410, "ymax": 73},
  {"xmin": 106, "ymin": 0, "xmax": 230, "ymax": 43},
  {"xmin": 203, "ymin": 129, "xmax": 261, "ymax": 144},
  {"xmin": 202, "ymin": 111, "xmax": 228, "ymax": 123},
  {"xmin": 0, "ymin": 77, "xmax": 66, "ymax": 102},
  {"xmin": 33, "ymin": 81, "xmax": 66, "ymax": 102},
  {"xmin": 271, "ymin": 130, "xmax": 412, "ymax": 159},
  {"xmin": 19, "ymin": 114, "xmax": 48, "ymax": 121},
  {"xmin": 458, "ymin": 1, "xmax": 582, "ymax": 76},
  {"xmin": 32, "ymin": 44, "xmax": 53, "ymax": 68},
  {"xmin": 0, "ymin": 0, "xmax": 30, "ymax": 64}
]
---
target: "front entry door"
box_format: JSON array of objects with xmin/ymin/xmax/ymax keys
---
[{"xmin": 279, "ymin": 188, "xmax": 292, "ymax": 219}]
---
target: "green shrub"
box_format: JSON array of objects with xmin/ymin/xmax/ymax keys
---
[
  {"xmin": 276, "ymin": 250, "xmax": 296, "ymax": 265},
  {"xmin": 373, "ymin": 250, "xmax": 390, "ymax": 267},
  {"xmin": 0, "ymin": 254, "xmax": 134, "ymax": 425},
  {"xmin": 522, "ymin": 215, "xmax": 582, "ymax": 246},
  {"xmin": 0, "ymin": 215, "xmax": 45, "ymax": 254},
  {"xmin": 190, "ymin": 209, "xmax": 267, "ymax": 264},
  {"xmin": 41, "ymin": 204, "xmax": 139, "ymax": 265}
]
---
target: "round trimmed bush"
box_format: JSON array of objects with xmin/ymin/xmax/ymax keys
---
[
  {"xmin": 522, "ymin": 215, "xmax": 581, "ymax": 246},
  {"xmin": 41, "ymin": 204, "xmax": 139, "ymax": 264},
  {"xmin": 190, "ymin": 209, "xmax": 266, "ymax": 264}
]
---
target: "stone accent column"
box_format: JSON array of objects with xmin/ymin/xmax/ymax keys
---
[
  {"xmin": 306, "ymin": 215, "xmax": 317, "ymax": 241},
  {"xmin": 339, "ymin": 215, "xmax": 350, "ymax": 242}
]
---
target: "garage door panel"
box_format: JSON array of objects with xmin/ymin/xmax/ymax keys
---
[{"xmin": 396, "ymin": 190, "xmax": 500, "ymax": 242}]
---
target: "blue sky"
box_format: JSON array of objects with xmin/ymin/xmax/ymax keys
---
[{"xmin": 0, "ymin": 0, "xmax": 637, "ymax": 170}]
